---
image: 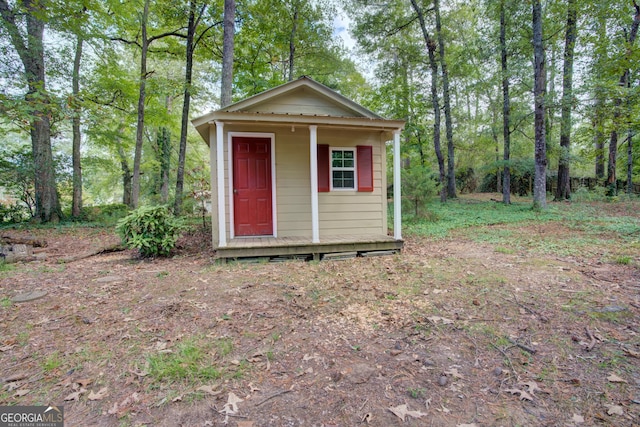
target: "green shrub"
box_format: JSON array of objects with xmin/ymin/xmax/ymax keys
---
[
  {"xmin": 116, "ymin": 205, "xmax": 183, "ymax": 257},
  {"xmin": 74, "ymin": 203, "xmax": 130, "ymax": 224},
  {"xmin": 0, "ymin": 202, "xmax": 29, "ymax": 224}
]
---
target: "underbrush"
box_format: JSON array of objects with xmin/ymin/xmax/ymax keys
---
[{"xmin": 396, "ymin": 195, "xmax": 640, "ymax": 262}]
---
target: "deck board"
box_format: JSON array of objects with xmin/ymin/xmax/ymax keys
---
[{"xmin": 216, "ymin": 234, "xmax": 403, "ymax": 260}]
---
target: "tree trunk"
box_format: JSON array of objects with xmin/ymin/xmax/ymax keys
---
[
  {"xmin": 410, "ymin": 0, "xmax": 446, "ymax": 202},
  {"xmin": 500, "ymin": 0, "xmax": 511, "ymax": 204},
  {"xmin": 174, "ymin": 0, "xmax": 199, "ymax": 215},
  {"xmin": 288, "ymin": 1, "xmax": 299, "ymax": 81},
  {"xmin": 131, "ymin": 0, "xmax": 150, "ymax": 209},
  {"xmin": 220, "ymin": 0, "xmax": 235, "ymax": 107},
  {"xmin": 118, "ymin": 142, "xmax": 132, "ymax": 207},
  {"xmin": 555, "ymin": 0, "xmax": 577, "ymax": 201},
  {"xmin": 627, "ymin": 130, "xmax": 634, "ymax": 194},
  {"xmin": 434, "ymin": 0, "xmax": 456, "ymax": 199},
  {"xmin": 532, "ymin": 0, "xmax": 547, "ymax": 209},
  {"xmin": 159, "ymin": 125, "xmax": 170, "ymax": 203},
  {"xmin": 72, "ymin": 33, "xmax": 83, "ymax": 217},
  {"xmin": 0, "ymin": 0, "xmax": 60, "ymax": 222},
  {"xmin": 158, "ymin": 96, "xmax": 172, "ymax": 204},
  {"xmin": 607, "ymin": 3, "xmax": 640, "ymax": 193},
  {"xmin": 594, "ymin": 13, "xmax": 606, "ymax": 180},
  {"xmin": 594, "ymin": 98, "xmax": 605, "ymax": 179}
]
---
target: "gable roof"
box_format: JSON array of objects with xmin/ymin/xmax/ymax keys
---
[
  {"xmin": 192, "ymin": 76, "xmax": 404, "ymax": 141},
  {"xmin": 221, "ymin": 76, "xmax": 383, "ymax": 119}
]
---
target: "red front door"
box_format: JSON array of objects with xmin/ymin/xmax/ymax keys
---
[{"xmin": 233, "ymin": 137, "xmax": 273, "ymax": 236}]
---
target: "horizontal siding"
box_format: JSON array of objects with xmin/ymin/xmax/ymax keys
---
[
  {"xmin": 215, "ymin": 125, "xmax": 389, "ymax": 241},
  {"xmin": 319, "ymin": 203, "xmax": 381, "ymax": 213},
  {"xmin": 316, "ymin": 129, "xmax": 386, "ymax": 235},
  {"xmin": 245, "ymin": 89, "xmax": 358, "ymax": 117},
  {"xmin": 274, "ymin": 128, "xmax": 311, "ymax": 237}
]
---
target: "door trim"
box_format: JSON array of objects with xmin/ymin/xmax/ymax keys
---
[{"xmin": 228, "ymin": 132, "xmax": 277, "ymax": 239}]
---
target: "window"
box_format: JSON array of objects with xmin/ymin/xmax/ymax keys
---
[
  {"xmin": 317, "ymin": 144, "xmax": 373, "ymax": 193},
  {"xmin": 331, "ymin": 148, "xmax": 356, "ymax": 190}
]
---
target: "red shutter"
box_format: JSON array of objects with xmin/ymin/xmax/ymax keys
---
[
  {"xmin": 317, "ymin": 144, "xmax": 330, "ymax": 192},
  {"xmin": 357, "ymin": 145, "xmax": 373, "ymax": 192}
]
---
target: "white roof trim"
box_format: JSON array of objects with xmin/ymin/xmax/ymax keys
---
[{"xmin": 218, "ymin": 76, "xmax": 383, "ymax": 119}]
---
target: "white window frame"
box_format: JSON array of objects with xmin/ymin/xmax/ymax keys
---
[{"xmin": 329, "ymin": 147, "xmax": 357, "ymax": 191}]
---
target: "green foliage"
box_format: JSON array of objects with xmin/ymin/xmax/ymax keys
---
[
  {"xmin": 0, "ymin": 202, "xmax": 29, "ymax": 224},
  {"xmin": 401, "ymin": 164, "xmax": 439, "ymax": 218},
  {"xmin": 116, "ymin": 205, "xmax": 183, "ymax": 257},
  {"xmin": 0, "ymin": 146, "xmax": 35, "ymax": 217},
  {"xmin": 571, "ymin": 186, "xmax": 608, "ymax": 202},
  {"xmin": 73, "ymin": 204, "xmax": 130, "ymax": 225},
  {"xmin": 404, "ymin": 198, "xmax": 560, "ymax": 238}
]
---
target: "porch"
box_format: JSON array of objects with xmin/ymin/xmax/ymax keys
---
[{"xmin": 215, "ymin": 234, "xmax": 403, "ymax": 261}]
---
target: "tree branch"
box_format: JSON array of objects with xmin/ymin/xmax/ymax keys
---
[
  {"xmin": 111, "ymin": 37, "xmax": 142, "ymax": 48},
  {"xmin": 194, "ymin": 20, "xmax": 223, "ymax": 50},
  {"xmin": 0, "ymin": 0, "xmax": 29, "ymax": 68}
]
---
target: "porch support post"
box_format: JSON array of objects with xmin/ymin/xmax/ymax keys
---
[
  {"xmin": 215, "ymin": 121, "xmax": 227, "ymax": 247},
  {"xmin": 393, "ymin": 129, "xmax": 402, "ymax": 240},
  {"xmin": 309, "ymin": 125, "xmax": 320, "ymax": 243}
]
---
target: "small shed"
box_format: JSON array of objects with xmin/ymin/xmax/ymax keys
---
[{"xmin": 192, "ymin": 76, "xmax": 404, "ymax": 260}]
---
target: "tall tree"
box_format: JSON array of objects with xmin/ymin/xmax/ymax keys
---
[
  {"xmin": 220, "ymin": 0, "xmax": 235, "ymax": 107},
  {"xmin": 0, "ymin": 0, "xmax": 61, "ymax": 222},
  {"xmin": 434, "ymin": 0, "xmax": 456, "ymax": 199},
  {"xmin": 288, "ymin": 0, "xmax": 301, "ymax": 81},
  {"xmin": 592, "ymin": 12, "xmax": 607, "ymax": 180},
  {"xmin": 499, "ymin": 0, "xmax": 511, "ymax": 204},
  {"xmin": 71, "ymin": 29, "xmax": 84, "ymax": 217},
  {"xmin": 627, "ymin": 129, "xmax": 634, "ymax": 194},
  {"xmin": 555, "ymin": 0, "xmax": 577, "ymax": 201},
  {"xmin": 112, "ymin": 0, "xmax": 182, "ymax": 208},
  {"xmin": 532, "ymin": 0, "xmax": 547, "ymax": 209},
  {"xmin": 411, "ymin": 0, "xmax": 446, "ymax": 202},
  {"xmin": 606, "ymin": 2, "xmax": 640, "ymax": 194},
  {"xmin": 175, "ymin": 0, "xmax": 214, "ymax": 215}
]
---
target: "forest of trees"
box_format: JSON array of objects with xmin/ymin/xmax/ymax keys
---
[{"xmin": 0, "ymin": 0, "xmax": 639, "ymax": 223}]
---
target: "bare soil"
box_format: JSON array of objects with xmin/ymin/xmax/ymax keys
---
[{"xmin": 1, "ymin": 204, "xmax": 639, "ymax": 427}]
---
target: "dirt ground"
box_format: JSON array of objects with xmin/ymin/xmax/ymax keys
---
[{"xmin": 1, "ymin": 203, "xmax": 639, "ymax": 427}]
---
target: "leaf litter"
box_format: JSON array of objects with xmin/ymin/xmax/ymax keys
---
[{"xmin": 0, "ymin": 207, "xmax": 639, "ymax": 426}]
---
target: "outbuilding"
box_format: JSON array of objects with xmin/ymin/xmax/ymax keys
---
[{"xmin": 192, "ymin": 76, "xmax": 404, "ymax": 260}]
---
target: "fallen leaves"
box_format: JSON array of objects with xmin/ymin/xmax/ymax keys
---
[
  {"xmin": 13, "ymin": 388, "xmax": 30, "ymax": 397},
  {"xmin": 571, "ymin": 413, "xmax": 585, "ymax": 424},
  {"xmin": 88, "ymin": 387, "xmax": 109, "ymax": 400},
  {"xmin": 197, "ymin": 385, "xmax": 221, "ymax": 396},
  {"xmin": 606, "ymin": 373, "xmax": 627, "ymax": 384},
  {"xmin": 64, "ymin": 388, "xmax": 87, "ymax": 401},
  {"xmin": 219, "ymin": 392, "xmax": 244, "ymax": 423},
  {"xmin": 604, "ymin": 404, "xmax": 624, "ymax": 416},
  {"xmin": 427, "ymin": 316, "xmax": 454, "ymax": 325},
  {"xmin": 504, "ymin": 380, "xmax": 546, "ymax": 402},
  {"xmin": 388, "ymin": 404, "xmax": 427, "ymax": 422},
  {"xmin": 504, "ymin": 388, "xmax": 534, "ymax": 402}
]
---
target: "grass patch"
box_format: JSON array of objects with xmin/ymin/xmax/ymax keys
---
[
  {"xmin": 147, "ymin": 339, "xmax": 221, "ymax": 383},
  {"xmin": 42, "ymin": 351, "xmax": 63, "ymax": 372},
  {"xmin": 401, "ymin": 199, "xmax": 562, "ymax": 238},
  {"xmin": 0, "ymin": 260, "xmax": 14, "ymax": 273},
  {"xmin": 215, "ymin": 337, "xmax": 234, "ymax": 357},
  {"xmin": 614, "ymin": 256, "xmax": 632, "ymax": 265}
]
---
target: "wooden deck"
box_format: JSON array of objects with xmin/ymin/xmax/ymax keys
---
[{"xmin": 215, "ymin": 234, "xmax": 403, "ymax": 261}]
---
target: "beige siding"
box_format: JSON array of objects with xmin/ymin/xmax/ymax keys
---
[
  {"xmin": 245, "ymin": 87, "xmax": 358, "ymax": 117},
  {"xmin": 274, "ymin": 129, "xmax": 312, "ymax": 237},
  {"xmin": 317, "ymin": 128, "xmax": 387, "ymax": 237},
  {"xmin": 213, "ymin": 125, "xmax": 389, "ymax": 243}
]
